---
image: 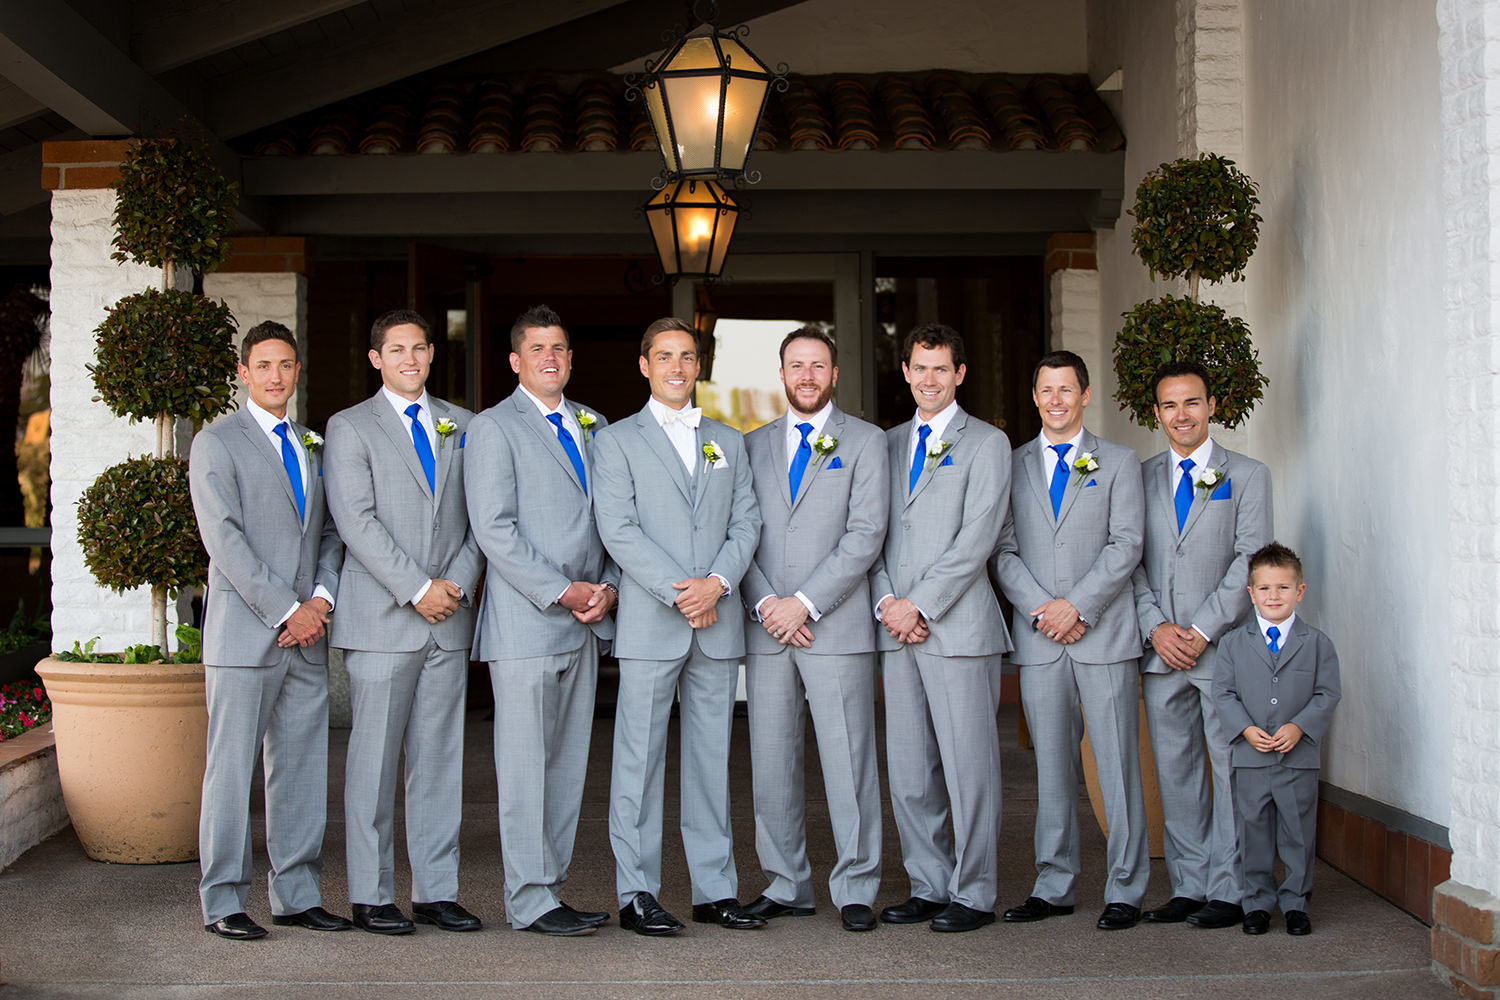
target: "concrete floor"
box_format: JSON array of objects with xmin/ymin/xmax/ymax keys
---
[{"xmin": 0, "ymin": 705, "xmax": 1451, "ymax": 999}]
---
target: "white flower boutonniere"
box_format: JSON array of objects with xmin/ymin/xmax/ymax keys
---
[
  {"xmin": 301, "ymin": 430, "xmax": 323, "ymax": 452},
  {"xmin": 812, "ymin": 433, "xmax": 837, "ymax": 465},
  {"xmin": 435, "ymin": 418, "xmax": 458, "ymax": 447},
  {"xmin": 1072, "ymin": 450, "xmax": 1099, "ymax": 484},
  {"xmin": 576, "ymin": 409, "xmax": 598, "ymax": 443},
  {"xmin": 702, "ymin": 440, "xmax": 725, "ymax": 473},
  {"xmin": 1195, "ymin": 466, "xmax": 1225, "ymax": 493},
  {"xmin": 924, "ymin": 437, "xmax": 952, "ymax": 471}
]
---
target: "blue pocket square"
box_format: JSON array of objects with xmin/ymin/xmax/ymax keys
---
[
  {"xmin": 1083, "ymin": 479, "xmax": 1097, "ymax": 487},
  {"xmin": 940, "ymin": 454, "xmax": 953, "ymax": 467},
  {"xmin": 828, "ymin": 456, "xmax": 842, "ymax": 469},
  {"xmin": 459, "ymin": 432, "xmax": 466, "ymax": 449},
  {"xmin": 1210, "ymin": 477, "xmax": 1231, "ymax": 500}
]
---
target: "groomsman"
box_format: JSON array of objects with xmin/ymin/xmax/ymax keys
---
[
  {"xmin": 740, "ymin": 328, "xmax": 889, "ymax": 932},
  {"xmin": 994, "ymin": 349, "xmax": 1149, "ymax": 931},
  {"xmin": 324, "ymin": 309, "xmax": 483, "ymax": 935},
  {"xmin": 465, "ymin": 305, "xmax": 617, "ymax": 937},
  {"xmin": 872, "ymin": 323, "xmax": 1013, "ymax": 933},
  {"xmin": 592, "ymin": 317, "xmax": 764, "ymax": 935},
  {"xmin": 1133, "ymin": 361, "xmax": 1271, "ymax": 928},
  {"xmin": 191, "ymin": 321, "xmax": 346, "ymax": 939}
]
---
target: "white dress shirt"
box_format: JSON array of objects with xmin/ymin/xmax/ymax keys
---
[
  {"xmin": 648, "ymin": 395, "xmax": 700, "ymax": 474},
  {"xmin": 243, "ymin": 398, "xmax": 334, "ymax": 625},
  {"xmin": 755, "ymin": 403, "xmax": 834, "ymax": 624},
  {"xmin": 1256, "ymin": 612, "xmax": 1296, "ymax": 650},
  {"xmin": 1037, "ymin": 426, "xmax": 1087, "ymax": 482},
  {"xmin": 909, "ymin": 400, "xmax": 959, "ymax": 472}
]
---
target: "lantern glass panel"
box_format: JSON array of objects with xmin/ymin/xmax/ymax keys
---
[
  {"xmin": 662, "ymin": 74, "xmax": 725, "ymax": 173},
  {"xmin": 718, "ymin": 75, "xmax": 768, "ymax": 171},
  {"xmin": 707, "ymin": 207, "xmax": 738, "ymax": 274},
  {"xmin": 643, "ymin": 85, "xmax": 677, "ymax": 173}
]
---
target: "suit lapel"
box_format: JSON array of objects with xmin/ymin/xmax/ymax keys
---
[
  {"xmin": 692, "ymin": 423, "xmax": 712, "ymax": 509},
  {"xmin": 1271, "ymin": 617, "xmax": 1307, "ymax": 674},
  {"xmin": 1054, "ymin": 429, "xmax": 1098, "ymax": 527},
  {"xmin": 238, "ymin": 408, "xmax": 303, "ymax": 524},
  {"xmin": 769, "ymin": 416, "xmax": 793, "ymax": 509},
  {"xmin": 907, "ymin": 409, "xmax": 965, "ymax": 507},
  {"xmin": 790, "ymin": 408, "xmax": 842, "ymax": 514},
  {"xmin": 1178, "ymin": 445, "xmax": 1221, "ymax": 541},
  {"xmin": 1019, "ymin": 439, "xmax": 1053, "ymax": 524},
  {"xmin": 372, "ymin": 395, "xmax": 434, "ymax": 501},
  {"xmin": 430, "ymin": 397, "xmax": 456, "ymax": 507},
  {"xmin": 514, "ymin": 390, "xmax": 584, "ymax": 494},
  {"xmin": 636, "ymin": 405, "xmax": 693, "ymax": 503}
]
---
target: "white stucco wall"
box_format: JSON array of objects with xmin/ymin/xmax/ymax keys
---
[{"xmin": 201, "ymin": 272, "xmax": 309, "ymax": 423}]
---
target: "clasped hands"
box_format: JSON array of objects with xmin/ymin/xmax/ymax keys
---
[
  {"xmin": 1151, "ymin": 622, "xmax": 1208, "ymax": 670},
  {"xmin": 760, "ymin": 595, "xmax": 814, "ymax": 647},
  {"xmin": 560, "ymin": 580, "xmax": 616, "ymax": 624},
  {"xmin": 1242, "ymin": 722, "xmax": 1303, "ymax": 754},
  {"xmin": 414, "ymin": 579, "xmax": 465, "ymax": 624},
  {"xmin": 673, "ymin": 576, "xmax": 723, "ymax": 629},
  {"xmin": 877, "ymin": 596, "xmax": 930, "ymax": 644},
  {"xmin": 1032, "ymin": 598, "xmax": 1086, "ymax": 645},
  {"xmin": 278, "ymin": 596, "xmax": 332, "ymax": 648}
]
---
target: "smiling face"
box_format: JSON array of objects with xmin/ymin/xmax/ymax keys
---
[
  {"xmin": 1032, "ymin": 363, "xmax": 1091, "ymax": 443},
  {"xmin": 510, "ymin": 324, "xmax": 572, "ymax": 407},
  {"xmin": 780, "ymin": 336, "xmax": 837, "ymax": 418},
  {"xmin": 1248, "ymin": 564, "xmax": 1305, "ymax": 625},
  {"xmin": 239, "ymin": 338, "xmax": 300, "ymax": 419},
  {"xmin": 640, "ymin": 328, "xmax": 700, "ymax": 409},
  {"xmin": 902, "ymin": 343, "xmax": 965, "ymax": 419},
  {"xmin": 368, "ymin": 323, "xmax": 433, "ymax": 402},
  {"xmin": 1154, "ymin": 373, "xmax": 1216, "ymax": 456}
]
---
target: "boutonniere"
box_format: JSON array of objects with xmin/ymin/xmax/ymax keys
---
[
  {"xmin": 576, "ymin": 409, "xmax": 598, "ymax": 443},
  {"xmin": 702, "ymin": 440, "xmax": 724, "ymax": 472},
  {"xmin": 924, "ymin": 437, "xmax": 952, "ymax": 471},
  {"xmin": 1072, "ymin": 451, "xmax": 1099, "ymax": 483},
  {"xmin": 301, "ymin": 430, "xmax": 323, "ymax": 452},
  {"xmin": 812, "ymin": 433, "xmax": 837, "ymax": 465},
  {"xmin": 1195, "ymin": 466, "xmax": 1225, "ymax": 493},
  {"xmin": 435, "ymin": 417, "xmax": 458, "ymax": 447}
]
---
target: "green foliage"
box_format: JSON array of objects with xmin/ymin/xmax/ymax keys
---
[
  {"xmin": 89, "ymin": 288, "xmax": 238, "ymax": 425},
  {"xmin": 111, "ymin": 137, "xmax": 238, "ymax": 274},
  {"xmin": 0, "ymin": 599, "xmax": 49, "ymax": 654},
  {"xmin": 1112, "ymin": 295, "xmax": 1269, "ymax": 430},
  {"xmin": 76, "ymin": 457, "xmax": 207, "ymax": 595},
  {"xmin": 53, "ymin": 626, "xmax": 201, "ymax": 665},
  {"xmin": 1129, "ymin": 153, "xmax": 1261, "ymax": 283}
]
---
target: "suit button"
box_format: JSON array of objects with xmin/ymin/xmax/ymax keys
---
[
  {"xmin": 1272, "ymin": 677, "xmax": 1278, "ymax": 683},
  {"xmin": 1270, "ymin": 698, "xmax": 1278, "ymax": 705},
  {"xmin": 1056, "ymin": 542, "xmax": 1063, "ymax": 548}
]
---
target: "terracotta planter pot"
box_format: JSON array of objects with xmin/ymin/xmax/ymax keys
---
[{"xmin": 34, "ymin": 657, "xmax": 207, "ymax": 864}]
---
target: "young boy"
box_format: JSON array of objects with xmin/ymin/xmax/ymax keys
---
[{"xmin": 1211, "ymin": 542, "xmax": 1341, "ymax": 936}]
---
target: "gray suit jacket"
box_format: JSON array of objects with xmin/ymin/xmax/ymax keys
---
[
  {"xmin": 995, "ymin": 430, "xmax": 1145, "ymax": 665},
  {"xmin": 870, "ymin": 407, "xmax": 1013, "ymax": 658},
  {"xmin": 1212, "ymin": 617, "xmax": 1341, "ymax": 769},
  {"xmin": 1132, "ymin": 445, "xmax": 1272, "ymax": 676},
  {"xmin": 741, "ymin": 408, "xmax": 889, "ymax": 657},
  {"xmin": 592, "ymin": 404, "xmax": 761, "ymax": 661},
  {"xmin": 465, "ymin": 388, "xmax": 617, "ymax": 662},
  {"xmin": 323, "ymin": 392, "xmax": 482, "ymax": 654},
  {"xmin": 189, "ymin": 406, "xmax": 343, "ymax": 667}
]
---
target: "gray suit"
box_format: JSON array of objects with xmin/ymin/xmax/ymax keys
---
[
  {"xmin": 871, "ymin": 407, "xmax": 1012, "ymax": 912},
  {"xmin": 1212, "ymin": 618, "xmax": 1340, "ymax": 913},
  {"xmin": 1133, "ymin": 445, "xmax": 1271, "ymax": 904},
  {"xmin": 464, "ymin": 388, "xmax": 616, "ymax": 927},
  {"xmin": 741, "ymin": 408, "xmax": 888, "ymax": 910},
  {"xmin": 324, "ymin": 392, "xmax": 482, "ymax": 907},
  {"xmin": 592, "ymin": 405, "xmax": 761, "ymax": 906},
  {"xmin": 994, "ymin": 430, "xmax": 1149, "ymax": 908},
  {"xmin": 190, "ymin": 406, "xmax": 343, "ymax": 924}
]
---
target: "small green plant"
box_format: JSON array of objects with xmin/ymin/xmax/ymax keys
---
[
  {"xmin": 55, "ymin": 625, "xmax": 202, "ymax": 665},
  {"xmin": 0, "ymin": 599, "xmax": 49, "ymax": 655}
]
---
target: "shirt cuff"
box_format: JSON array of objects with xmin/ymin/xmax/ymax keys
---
[
  {"xmin": 312, "ymin": 585, "xmax": 335, "ymax": 611},
  {"xmin": 710, "ymin": 573, "xmax": 731, "ymax": 596},
  {"xmin": 275, "ymin": 602, "xmax": 299, "ymax": 628},
  {"xmin": 412, "ymin": 579, "xmax": 433, "ymax": 607},
  {"xmin": 556, "ymin": 583, "xmax": 572, "ymax": 605},
  {"xmin": 1191, "ymin": 624, "xmax": 1212, "ymax": 643},
  {"xmin": 874, "ymin": 593, "xmax": 895, "ymax": 621},
  {"xmin": 753, "ymin": 595, "xmax": 773, "ymax": 621},
  {"xmin": 794, "ymin": 591, "xmax": 821, "ymax": 621}
]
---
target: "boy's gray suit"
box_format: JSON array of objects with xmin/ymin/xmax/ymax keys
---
[
  {"xmin": 324, "ymin": 393, "xmax": 482, "ymax": 907},
  {"xmin": 592, "ymin": 405, "xmax": 761, "ymax": 906},
  {"xmin": 464, "ymin": 388, "xmax": 616, "ymax": 927},
  {"xmin": 871, "ymin": 407, "xmax": 1012, "ymax": 912},
  {"xmin": 1132, "ymin": 446, "xmax": 1271, "ymax": 904},
  {"xmin": 741, "ymin": 407, "xmax": 889, "ymax": 910},
  {"xmin": 190, "ymin": 406, "xmax": 343, "ymax": 924},
  {"xmin": 1211, "ymin": 618, "xmax": 1341, "ymax": 913},
  {"xmin": 994, "ymin": 431, "xmax": 1149, "ymax": 908}
]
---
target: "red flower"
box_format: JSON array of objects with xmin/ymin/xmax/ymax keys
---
[{"xmin": 32, "ymin": 688, "xmax": 42, "ymax": 700}]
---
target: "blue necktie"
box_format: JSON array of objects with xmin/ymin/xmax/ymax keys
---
[
  {"xmin": 909, "ymin": 423, "xmax": 932, "ymax": 494},
  {"xmin": 547, "ymin": 412, "xmax": 588, "ymax": 495},
  {"xmin": 788, "ymin": 421, "xmax": 813, "ymax": 501},
  {"xmin": 1048, "ymin": 442, "xmax": 1072, "ymax": 516},
  {"xmin": 273, "ymin": 423, "xmax": 305, "ymax": 523},
  {"xmin": 1267, "ymin": 625, "xmax": 1280, "ymax": 654},
  {"xmin": 1174, "ymin": 457, "xmax": 1196, "ymax": 532},
  {"xmin": 406, "ymin": 402, "xmax": 436, "ymax": 491}
]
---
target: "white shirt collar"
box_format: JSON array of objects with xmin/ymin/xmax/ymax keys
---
[
  {"xmin": 1256, "ymin": 613, "xmax": 1296, "ymax": 644},
  {"xmin": 1038, "ymin": 427, "xmax": 1086, "ymax": 476},
  {"xmin": 1169, "ymin": 437, "xmax": 1215, "ymax": 485},
  {"xmin": 911, "ymin": 400, "xmax": 959, "ymax": 449},
  {"xmin": 787, "ymin": 402, "xmax": 833, "ymax": 439},
  {"xmin": 518, "ymin": 383, "xmax": 567, "ymax": 418},
  {"xmin": 647, "ymin": 395, "xmax": 699, "ymax": 427},
  {"xmin": 246, "ymin": 398, "xmax": 292, "ymax": 438},
  {"xmin": 382, "ymin": 385, "xmax": 431, "ymax": 422}
]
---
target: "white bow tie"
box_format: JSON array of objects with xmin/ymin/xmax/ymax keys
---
[{"xmin": 661, "ymin": 406, "xmax": 702, "ymax": 429}]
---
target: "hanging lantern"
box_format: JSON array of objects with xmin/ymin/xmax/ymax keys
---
[{"xmin": 643, "ymin": 178, "xmax": 740, "ymax": 280}]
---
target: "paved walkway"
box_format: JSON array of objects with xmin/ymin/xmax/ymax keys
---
[{"xmin": 0, "ymin": 708, "xmax": 1450, "ymax": 999}]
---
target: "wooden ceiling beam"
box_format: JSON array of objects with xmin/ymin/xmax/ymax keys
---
[{"xmin": 131, "ymin": 0, "xmax": 371, "ymax": 74}]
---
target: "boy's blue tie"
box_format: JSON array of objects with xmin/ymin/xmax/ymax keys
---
[
  {"xmin": 1267, "ymin": 625, "xmax": 1280, "ymax": 654},
  {"xmin": 546, "ymin": 413, "xmax": 588, "ymax": 495},
  {"xmin": 273, "ymin": 423, "xmax": 305, "ymax": 523},
  {"xmin": 909, "ymin": 423, "xmax": 931, "ymax": 494},
  {"xmin": 1048, "ymin": 442, "xmax": 1072, "ymax": 516},
  {"xmin": 406, "ymin": 402, "xmax": 436, "ymax": 491},
  {"xmin": 788, "ymin": 422, "xmax": 813, "ymax": 500},
  {"xmin": 1175, "ymin": 457, "xmax": 1196, "ymax": 532}
]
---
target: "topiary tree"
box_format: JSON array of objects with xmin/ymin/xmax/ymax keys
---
[
  {"xmin": 80, "ymin": 137, "xmax": 239, "ymax": 656},
  {"xmin": 1112, "ymin": 153, "xmax": 1269, "ymax": 429}
]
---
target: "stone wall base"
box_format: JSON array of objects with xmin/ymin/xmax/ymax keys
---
[
  {"xmin": 0, "ymin": 730, "xmax": 69, "ymax": 871},
  {"xmin": 1433, "ymin": 880, "xmax": 1500, "ymax": 998}
]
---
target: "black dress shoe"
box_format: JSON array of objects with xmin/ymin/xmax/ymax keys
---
[
  {"xmin": 880, "ymin": 897, "xmax": 947, "ymax": 924},
  {"xmin": 691, "ymin": 898, "xmax": 767, "ymax": 929},
  {"xmin": 1002, "ymin": 896, "xmax": 1074, "ymax": 923},
  {"xmin": 930, "ymin": 902, "xmax": 996, "ymax": 933},
  {"xmin": 1242, "ymin": 909, "xmax": 1271, "ymax": 935},
  {"xmin": 523, "ymin": 906, "xmax": 598, "ymax": 937},
  {"xmin": 1096, "ymin": 902, "xmax": 1142, "ymax": 930},
  {"xmin": 560, "ymin": 901, "xmax": 609, "ymax": 927},
  {"xmin": 840, "ymin": 904, "xmax": 877, "ymax": 931},
  {"xmin": 619, "ymin": 892, "xmax": 684, "ymax": 936},
  {"xmin": 352, "ymin": 903, "xmax": 415, "ymax": 935},
  {"xmin": 1285, "ymin": 910, "xmax": 1312, "ymax": 936},
  {"xmin": 205, "ymin": 912, "xmax": 267, "ymax": 940},
  {"xmin": 744, "ymin": 894, "xmax": 815, "ymax": 919},
  {"xmin": 272, "ymin": 906, "xmax": 353, "ymax": 931},
  {"xmin": 1143, "ymin": 896, "xmax": 1206, "ymax": 923},
  {"xmin": 412, "ymin": 900, "xmax": 482, "ymax": 932},
  {"xmin": 1186, "ymin": 899, "xmax": 1245, "ymax": 929}
]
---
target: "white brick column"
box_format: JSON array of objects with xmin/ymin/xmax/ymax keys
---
[
  {"xmin": 44, "ymin": 142, "xmax": 189, "ymax": 653},
  {"xmin": 1045, "ymin": 232, "xmax": 1102, "ymax": 379},
  {"xmin": 202, "ymin": 268, "xmax": 309, "ymax": 423}
]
